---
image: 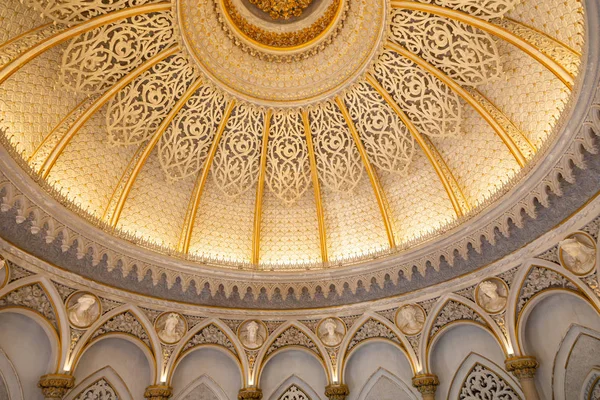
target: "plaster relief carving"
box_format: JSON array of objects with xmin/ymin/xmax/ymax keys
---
[
  {"xmin": 559, "ymin": 232, "xmax": 597, "ymax": 276},
  {"xmin": 348, "ymin": 319, "xmax": 400, "ymax": 351},
  {"xmin": 91, "ymin": 311, "xmax": 151, "ymax": 347},
  {"xmin": 156, "ymin": 312, "xmax": 187, "ymax": 344},
  {"xmin": 73, "ymin": 378, "xmax": 118, "ymax": 400},
  {"xmin": 395, "ymin": 304, "xmax": 425, "ymax": 336},
  {"xmin": 278, "ymin": 385, "xmax": 311, "ymax": 400},
  {"xmin": 267, "ymin": 326, "xmax": 319, "ymax": 356},
  {"xmin": 475, "ymin": 278, "xmax": 508, "ymax": 314},
  {"xmin": 317, "ymin": 317, "xmax": 345, "ymax": 347},
  {"xmin": 0, "ymin": 283, "xmax": 58, "ymax": 329},
  {"xmin": 67, "ymin": 291, "xmax": 101, "ymax": 329},
  {"xmin": 238, "ymin": 320, "xmax": 268, "ymax": 350},
  {"xmin": 460, "ymin": 364, "xmax": 521, "ymax": 399},
  {"xmin": 183, "ymin": 324, "xmax": 237, "ymax": 355}
]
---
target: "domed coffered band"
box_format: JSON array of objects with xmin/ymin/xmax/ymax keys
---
[{"xmin": 0, "ymin": 0, "xmax": 583, "ymax": 269}]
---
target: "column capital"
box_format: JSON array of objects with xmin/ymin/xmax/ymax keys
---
[
  {"xmin": 238, "ymin": 387, "xmax": 263, "ymax": 400},
  {"xmin": 38, "ymin": 374, "xmax": 75, "ymax": 399},
  {"xmin": 144, "ymin": 385, "xmax": 173, "ymax": 400},
  {"xmin": 505, "ymin": 356, "xmax": 539, "ymax": 380},
  {"xmin": 412, "ymin": 374, "xmax": 439, "ymax": 395},
  {"xmin": 325, "ymin": 383, "xmax": 349, "ymax": 400}
]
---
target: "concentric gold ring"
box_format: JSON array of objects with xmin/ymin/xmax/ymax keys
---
[{"xmin": 219, "ymin": 0, "xmax": 346, "ymax": 52}]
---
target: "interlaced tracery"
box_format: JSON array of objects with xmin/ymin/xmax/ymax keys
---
[
  {"xmin": 373, "ymin": 49, "xmax": 462, "ymax": 138},
  {"xmin": 309, "ymin": 101, "xmax": 363, "ymax": 193},
  {"xmin": 390, "ymin": 9, "xmax": 501, "ymax": 86},
  {"xmin": 59, "ymin": 12, "xmax": 175, "ymax": 94},
  {"xmin": 211, "ymin": 104, "xmax": 265, "ymax": 198},
  {"xmin": 158, "ymin": 84, "xmax": 226, "ymax": 181},
  {"xmin": 266, "ymin": 111, "xmax": 311, "ymax": 205},
  {"xmin": 344, "ymin": 82, "xmax": 415, "ymax": 175},
  {"xmin": 106, "ymin": 53, "xmax": 196, "ymax": 146}
]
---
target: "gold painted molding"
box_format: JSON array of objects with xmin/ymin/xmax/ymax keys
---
[
  {"xmin": 335, "ymin": 97, "xmax": 396, "ymax": 248},
  {"xmin": 390, "ymin": 1, "xmax": 574, "ymax": 89},
  {"xmin": 0, "ymin": 2, "xmax": 172, "ymax": 85},
  {"xmin": 178, "ymin": 100, "xmax": 237, "ymax": 253},
  {"xmin": 385, "ymin": 41, "xmax": 532, "ymax": 168},
  {"xmin": 251, "ymin": 110, "xmax": 273, "ymax": 265},
  {"xmin": 39, "ymin": 46, "xmax": 179, "ymax": 179},
  {"xmin": 365, "ymin": 73, "xmax": 470, "ymax": 217},
  {"xmin": 110, "ymin": 77, "xmax": 205, "ymax": 228},
  {"xmin": 302, "ymin": 110, "xmax": 329, "ymax": 263}
]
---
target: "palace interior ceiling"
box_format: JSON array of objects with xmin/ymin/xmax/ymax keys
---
[{"xmin": 0, "ymin": 0, "xmax": 599, "ymax": 309}]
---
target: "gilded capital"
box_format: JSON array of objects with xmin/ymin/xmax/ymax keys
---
[
  {"xmin": 325, "ymin": 383, "xmax": 349, "ymax": 400},
  {"xmin": 38, "ymin": 374, "xmax": 75, "ymax": 399},
  {"xmin": 238, "ymin": 387, "xmax": 263, "ymax": 399},
  {"xmin": 505, "ymin": 356, "xmax": 539, "ymax": 380},
  {"xmin": 144, "ymin": 385, "xmax": 173, "ymax": 400},
  {"xmin": 412, "ymin": 374, "xmax": 439, "ymax": 395}
]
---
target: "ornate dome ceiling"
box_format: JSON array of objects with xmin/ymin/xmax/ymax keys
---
[{"xmin": 0, "ymin": 0, "xmax": 586, "ymax": 274}]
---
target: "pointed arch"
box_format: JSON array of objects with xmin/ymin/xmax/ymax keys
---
[
  {"xmin": 68, "ymin": 304, "xmax": 159, "ymax": 383},
  {"xmin": 167, "ymin": 318, "xmax": 246, "ymax": 386},
  {"xmin": 420, "ymin": 294, "xmax": 509, "ymax": 372},
  {"xmin": 338, "ymin": 312, "xmax": 417, "ymax": 382},
  {"xmin": 0, "ymin": 347, "xmax": 24, "ymax": 400},
  {"xmin": 447, "ymin": 353, "xmax": 524, "ymax": 399},
  {"xmin": 552, "ymin": 325, "xmax": 600, "ymax": 399},
  {"xmin": 268, "ymin": 375, "xmax": 322, "ymax": 400},
  {"xmin": 355, "ymin": 368, "xmax": 418, "ymax": 400},
  {"xmin": 254, "ymin": 321, "xmax": 330, "ymax": 386},
  {"xmin": 0, "ymin": 275, "xmax": 66, "ymax": 372},
  {"xmin": 509, "ymin": 259, "xmax": 600, "ymax": 355},
  {"xmin": 65, "ymin": 366, "xmax": 133, "ymax": 400}
]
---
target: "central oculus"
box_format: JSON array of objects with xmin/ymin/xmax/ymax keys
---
[{"xmin": 248, "ymin": 0, "xmax": 314, "ymax": 19}]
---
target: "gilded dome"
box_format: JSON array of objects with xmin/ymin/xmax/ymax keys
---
[{"xmin": 0, "ymin": 0, "xmax": 586, "ymax": 274}]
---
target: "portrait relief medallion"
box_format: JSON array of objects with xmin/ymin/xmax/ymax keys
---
[
  {"xmin": 238, "ymin": 319, "xmax": 268, "ymax": 349},
  {"xmin": 395, "ymin": 304, "xmax": 426, "ymax": 336},
  {"xmin": 559, "ymin": 232, "xmax": 597, "ymax": 276},
  {"xmin": 155, "ymin": 312, "xmax": 188, "ymax": 344},
  {"xmin": 317, "ymin": 317, "xmax": 346, "ymax": 347},
  {"xmin": 66, "ymin": 291, "xmax": 102, "ymax": 328},
  {"xmin": 474, "ymin": 278, "xmax": 509, "ymax": 314}
]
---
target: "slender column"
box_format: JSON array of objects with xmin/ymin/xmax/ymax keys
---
[
  {"xmin": 505, "ymin": 356, "xmax": 540, "ymax": 400},
  {"xmin": 144, "ymin": 385, "xmax": 173, "ymax": 400},
  {"xmin": 325, "ymin": 384, "xmax": 349, "ymax": 400},
  {"xmin": 238, "ymin": 387, "xmax": 263, "ymax": 399},
  {"xmin": 38, "ymin": 374, "xmax": 74, "ymax": 400},
  {"xmin": 412, "ymin": 374, "xmax": 439, "ymax": 400}
]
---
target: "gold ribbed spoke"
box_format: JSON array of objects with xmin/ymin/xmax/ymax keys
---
[
  {"xmin": 0, "ymin": 2, "xmax": 172, "ymax": 85},
  {"xmin": 109, "ymin": 77, "xmax": 205, "ymax": 228},
  {"xmin": 178, "ymin": 100, "xmax": 237, "ymax": 254},
  {"xmin": 302, "ymin": 110, "xmax": 328, "ymax": 264},
  {"xmin": 39, "ymin": 46, "xmax": 179, "ymax": 178},
  {"xmin": 390, "ymin": 1, "xmax": 574, "ymax": 89},
  {"xmin": 335, "ymin": 97, "xmax": 396, "ymax": 248},
  {"xmin": 251, "ymin": 109, "xmax": 273, "ymax": 265},
  {"xmin": 385, "ymin": 41, "xmax": 534, "ymax": 168},
  {"xmin": 365, "ymin": 73, "xmax": 470, "ymax": 217}
]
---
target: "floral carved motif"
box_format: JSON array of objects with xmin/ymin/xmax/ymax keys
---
[
  {"xmin": 266, "ymin": 326, "xmax": 319, "ymax": 356},
  {"xmin": 517, "ymin": 267, "xmax": 579, "ymax": 314},
  {"xmin": 460, "ymin": 364, "xmax": 520, "ymax": 399},
  {"xmin": 91, "ymin": 312, "xmax": 151, "ymax": 347},
  {"xmin": 74, "ymin": 378, "xmax": 118, "ymax": 400},
  {"xmin": 0, "ymin": 283, "xmax": 58, "ymax": 329},
  {"xmin": 347, "ymin": 319, "xmax": 400, "ymax": 351},
  {"xmin": 278, "ymin": 384, "xmax": 311, "ymax": 400},
  {"xmin": 430, "ymin": 301, "xmax": 485, "ymax": 338},
  {"xmin": 182, "ymin": 324, "xmax": 237, "ymax": 355}
]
